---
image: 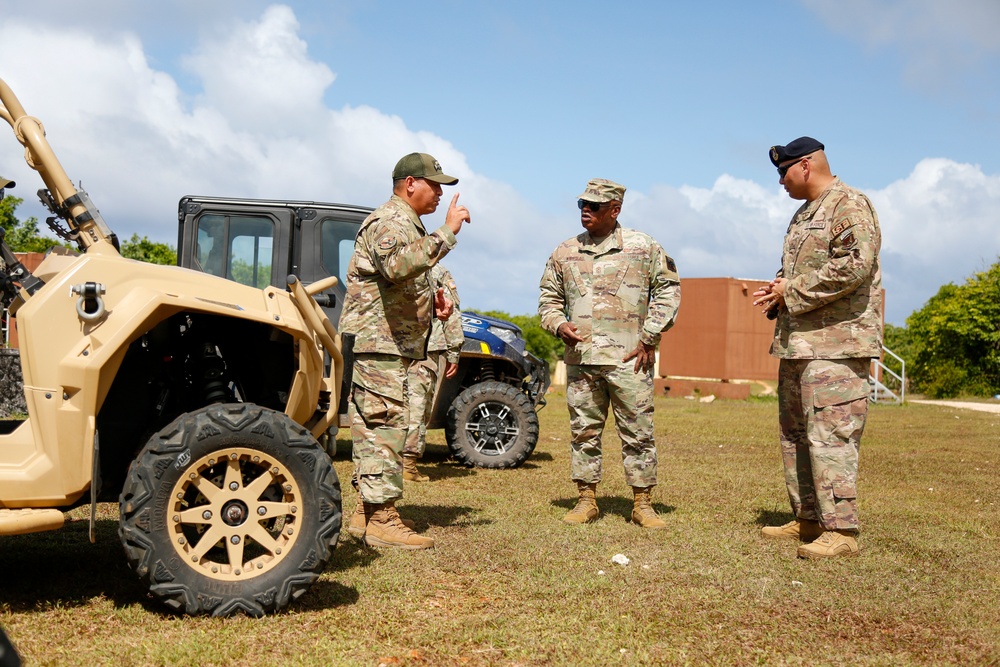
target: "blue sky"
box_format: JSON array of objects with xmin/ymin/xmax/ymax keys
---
[{"xmin": 2, "ymin": 0, "xmax": 999, "ymax": 326}]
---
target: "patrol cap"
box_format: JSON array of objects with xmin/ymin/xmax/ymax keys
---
[
  {"xmin": 0, "ymin": 177, "xmax": 14, "ymax": 189},
  {"xmin": 578, "ymin": 178, "xmax": 626, "ymax": 203},
  {"xmin": 392, "ymin": 152, "xmax": 458, "ymax": 185},
  {"xmin": 769, "ymin": 137, "xmax": 824, "ymax": 167}
]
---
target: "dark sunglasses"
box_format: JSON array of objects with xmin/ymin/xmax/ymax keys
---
[
  {"xmin": 777, "ymin": 156, "xmax": 813, "ymax": 178},
  {"xmin": 577, "ymin": 200, "xmax": 607, "ymax": 212}
]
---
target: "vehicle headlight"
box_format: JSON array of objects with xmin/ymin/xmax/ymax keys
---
[{"xmin": 488, "ymin": 326, "xmax": 518, "ymax": 344}]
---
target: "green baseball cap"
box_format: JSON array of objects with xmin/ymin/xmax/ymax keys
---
[
  {"xmin": 0, "ymin": 177, "xmax": 15, "ymax": 190},
  {"xmin": 392, "ymin": 152, "xmax": 459, "ymax": 185},
  {"xmin": 578, "ymin": 178, "xmax": 626, "ymax": 203}
]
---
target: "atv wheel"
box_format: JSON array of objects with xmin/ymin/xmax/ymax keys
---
[
  {"xmin": 119, "ymin": 403, "xmax": 341, "ymax": 617},
  {"xmin": 445, "ymin": 381, "xmax": 538, "ymax": 469}
]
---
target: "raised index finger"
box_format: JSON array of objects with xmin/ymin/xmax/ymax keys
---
[{"xmin": 449, "ymin": 192, "xmax": 460, "ymax": 208}]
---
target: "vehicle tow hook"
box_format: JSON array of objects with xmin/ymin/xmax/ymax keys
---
[{"xmin": 71, "ymin": 282, "xmax": 107, "ymax": 322}]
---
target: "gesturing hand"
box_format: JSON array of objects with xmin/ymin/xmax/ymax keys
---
[
  {"xmin": 557, "ymin": 321, "xmax": 584, "ymax": 348},
  {"xmin": 445, "ymin": 193, "xmax": 471, "ymax": 235},
  {"xmin": 434, "ymin": 287, "xmax": 454, "ymax": 320}
]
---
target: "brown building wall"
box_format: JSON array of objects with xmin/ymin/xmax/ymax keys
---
[
  {"xmin": 658, "ymin": 277, "xmax": 779, "ymax": 382},
  {"xmin": 5, "ymin": 252, "xmax": 46, "ymax": 349}
]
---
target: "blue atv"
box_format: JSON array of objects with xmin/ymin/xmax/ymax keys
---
[
  {"xmin": 177, "ymin": 196, "xmax": 549, "ymax": 468},
  {"xmin": 433, "ymin": 312, "xmax": 549, "ymax": 468}
]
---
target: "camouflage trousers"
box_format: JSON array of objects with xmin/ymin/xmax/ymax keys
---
[
  {"xmin": 778, "ymin": 358, "xmax": 870, "ymax": 531},
  {"xmin": 566, "ymin": 361, "xmax": 657, "ymax": 488},
  {"xmin": 402, "ymin": 351, "xmax": 443, "ymax": 458},
  {"xmin": 349, "ymin": 354, "xmax": 413, "ymax": 504}
]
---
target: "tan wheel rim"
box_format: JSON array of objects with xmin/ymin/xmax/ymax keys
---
[{"xmin": 168, "ymin": 447, "xmax": 302, "ymax": 581}]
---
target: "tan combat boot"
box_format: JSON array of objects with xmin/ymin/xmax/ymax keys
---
[
  {"xmin": 796, "ymin": 530, "xmax": 859, "ymax": 559},
  {"xmin": 347, "ymin": 496, "xmax": 414, "ymax": 538},
  {"xmin": 631, "ymin": 486, "xmax": 667, "ymax": 529},
  {"xmin": 761, "ymin": 518, "xmax": 823, "ymax": 541},
  {"xmin": 364, "ymin": 502, "xmax": 434, "ymax": 550},
  {"xmin": 402, "ymin": 454, "xmax": 430, "ymax": 483},
  {"xmin": 563, "ymin": 482, "xmax": 599, "ymax": 524}
]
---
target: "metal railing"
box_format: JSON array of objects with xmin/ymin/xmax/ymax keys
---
[{"xmin": 870, "ymin": 346, "xmax": 905, "ymax": 404}]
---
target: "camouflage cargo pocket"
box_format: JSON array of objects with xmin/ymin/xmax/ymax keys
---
[
  {"xmin": 832, "ymin": 477, "xmax": 857, "ymax": 501},
  {"xmin": 567, "ymin": 264, "xmax": 589, "ymax": 298},
  {"xmin": 812, "ymin": 376, "xmax": 869, "ymax": 408},
  {"xmin": 614, "ymin": 263, "xmax": 644, "ymax": 307},
  {"xmin": 358, "ymin": 458, "xmax": 386, "ymax": 476}
]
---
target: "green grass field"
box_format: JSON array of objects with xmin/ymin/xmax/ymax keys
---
[{"xmin": 2, "ymin": 394, "xmax": 998, "ymax": 666}]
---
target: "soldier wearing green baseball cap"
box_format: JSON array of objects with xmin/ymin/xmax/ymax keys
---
[
  {"xmin": 339, "ymin": 151, "xmax": 470, "ymax": 550},
  {"xmin": 392, "ymin": 152, "xmax": 459, "ymax": 186}
]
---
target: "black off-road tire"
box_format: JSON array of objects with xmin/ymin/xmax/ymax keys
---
[
  {"xmin": 445, "ymin": 381, "xmax": 538, "ymax": 469},
  {"xmin": 119, "ymin": 403, "xmax": 341, "ymax": 617}
]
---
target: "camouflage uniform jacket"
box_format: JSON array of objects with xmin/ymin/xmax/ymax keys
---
[
  {"xmin": 771, "ymin": 178, "xmax": 883, "ymax": 359},
  {"xmin": 538, "ymin": 223, "xmax": 681, "ymax": 366},
  {"xmin": 340, "ymin": 195, "xmax": 457, "ymax": 359},
  {"xmin": 427, "ymin": 264, "xmax": 463, "ymax": 364}
]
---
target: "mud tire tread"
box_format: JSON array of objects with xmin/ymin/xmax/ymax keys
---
[{"xmin": 119, "ymin": 403, "xmax": 341, "ymax": 617}]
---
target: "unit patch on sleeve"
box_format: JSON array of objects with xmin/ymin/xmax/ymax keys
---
[
  {"xmin": 376, "ymin": 236, "xmax": 399, "ymax": 253},
  {"xmin": 830, "ymin": 220, "xmax": 854, "ymax": 237}
]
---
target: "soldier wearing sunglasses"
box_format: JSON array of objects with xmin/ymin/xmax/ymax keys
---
[
  {"xmin": 539, "ymin": 178, "xmax": 680, "ymax": 529},
  {"xmin": 753, "ymin": 137, "xmax": 882, "ymax": 559}
]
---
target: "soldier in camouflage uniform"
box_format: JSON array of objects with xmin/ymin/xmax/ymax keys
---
[
  {"xmin": 339, "ymin": 152, "xmax": 471, "ymax": 550},
  {"xmin": 753, "ymin": 137, "xmax": 882, "ymax": 559},
  {"xmin": 539, "ymin": 178, "xmax": 681, "ymax": 529},
  {"xmin": 402, "ymin": 263, "xmax": 464, "ymax": 483}
]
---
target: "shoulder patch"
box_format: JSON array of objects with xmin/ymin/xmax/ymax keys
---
[
  {"xmin": 831, "ymin": 219, "xmax": 854, "ymax": 237},
  {"xmin": 666, "ymin": 256, "xmax": 677, "ymax": 273},
  {"xmin": 377, "ymin": 236, "xmax": 398, "ymax": 252}
]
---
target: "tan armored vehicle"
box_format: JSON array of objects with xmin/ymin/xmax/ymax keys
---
[{"xmin": 0, "ymin": 78, "xmax": 343, "ymax": 616}]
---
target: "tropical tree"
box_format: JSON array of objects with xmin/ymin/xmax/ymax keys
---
[
  {"xmin": 119, "ymin": 233, "xmax": 177, "ymax": 266},
  {"xmin": 905, "ymin": 259, "xmax": 1000, "ymax": 398},
  {"xmin": 0, "ymin": 195, "xmax": 64, "ymax": 253},
  {"xmin": 473, "ymin": 309, "xmax": 564, "ymax": 368}
]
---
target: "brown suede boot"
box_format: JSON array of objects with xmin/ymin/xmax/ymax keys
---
[
  {"xmin": 761, "ymin": 518, "xmax": 823, "ymax": 541},
  {"xmin": 347, "ymin": 497, "xmax": 414, "ymax": 538},
  {"xmin": 631, "ymin": 486, "xmax": 666, "ymax": 529},
  {"xmin": 364, "ymin": 502, "xmax": 434, "ymax": 550},
  {"xmin": 402, "ymin": 454, "xmax": 430, "ymax": 482},
  {"xmin": 563, "ymin": 482, "xmax": 599, "ymax": 524},
  {"xmin": 796, "ymin": 530, "xmax": 859, "ymax": 559}
]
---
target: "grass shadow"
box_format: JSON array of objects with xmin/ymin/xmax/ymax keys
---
[
  {"xmin": 404, "ymin": 503, "xmax": 487, "ymax": 530},
  {"xmin": 549, "ymin": 495, "xmax": 676, "ymax": 518},
  {"xmin": 0, "ymin": 518, "xmax": 146, "ymax": 612},
  {"xmin": 754, "ymin": 507, "xmax": 795, "ymax": 527},
  {"xmin": 294, "ymin": 579, "xmax": 360, "ymax": 610},
  {"xmin": 329, "ymin": 534, "xmax": 381, "ymax": 569}
]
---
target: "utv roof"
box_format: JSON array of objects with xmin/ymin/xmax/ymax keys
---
[{"xmin": 179, "ymin": 195, "xmax": 374, "ymax": 215}]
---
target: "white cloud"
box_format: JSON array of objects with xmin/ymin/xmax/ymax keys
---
[
  {"xmin": 1, "ymin": 6, "xmax": 997, "ymax": 328},
  {"xmin": 803, "ymin": 0, "xmax": 1000, "ymax": 89},
  {"xmin": 182, "ymin": 6, "xmax": 335, "ymax": 133},
  {"xmin": 870, "ymin": 158, "xmax": 1000, "ymax": 323}
]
